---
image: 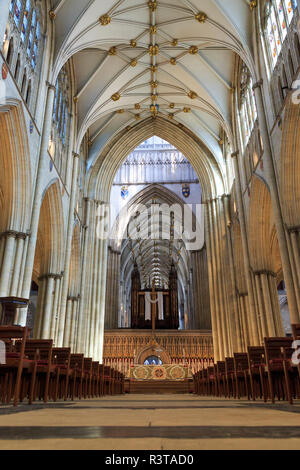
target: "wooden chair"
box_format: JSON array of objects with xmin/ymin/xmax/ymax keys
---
[
  {"xmin": 0, "ymin": 326, "xmax": 29, "ymax": 406},
  {"xmin": 69, "ymin": 354, "xmax": 84, "ymax": 400},
  {"xmin": 15, "ymin": 339, "xmax": 53, "ymax": 404},
  {"xmin": 99, "ymin": 365, "xmax": 105, "ymax": 396},
  {"xmin": 91, "ymin": 362, "xmax": 100, "ymax": 398},
  {"xmin": 103, "ymin": 366, "xmax": 112, "ymax": 395},
  {"xmin": 247, "ymin": 346, "xmax": 267, "ymax": 401},
  {"xmin": 292, "ymin": 324, "xmax": 300, "ymax": 382},
  {"xmin": 233, "ymin": 353, "xmax": 250, "ymax": 399},
  {"xmin": 225, "ymin": 358, "xmax": 235, "ymax": 398},
  {"xmin": 215, "ymin": 361, "xmax": 226, "ymax": 397},
  {"xmin": 51, "ymin": 348, "xmax": 71, "ymax": 401},
  {"xmin": 264, "ymin": 337, "xmax": 298, "ymax": 404},
  {"xmin": 83, "ymin": 358, "xmax": 93, "ymax": 399},
  {"xmin": 207, "ymin": 366, "xmax": 216, "ymax": 396}
]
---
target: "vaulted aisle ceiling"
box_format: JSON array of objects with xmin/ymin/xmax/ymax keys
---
[{"xmin": 51, "ymin": 0, "xmax": 254, "ymax": 165}]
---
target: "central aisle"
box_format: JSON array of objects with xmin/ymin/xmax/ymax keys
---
[{"xmin": 0, "ymin": 395, "xmax": 300, "ymax": 450}]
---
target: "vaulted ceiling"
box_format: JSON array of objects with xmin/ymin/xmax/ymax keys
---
[{"xmin": 50, "ymin": 0, "xmax": 254, "ymax": 170}]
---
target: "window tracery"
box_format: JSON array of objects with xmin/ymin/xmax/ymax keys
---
[
  {"xmin": 265, "ymin": 0, "xmax": 298, "ymax": 69},
  {"xmin": 2, "ymin": 0, "xmax": 44, "ymax": 111}
]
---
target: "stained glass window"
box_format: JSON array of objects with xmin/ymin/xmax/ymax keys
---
[
  {"xmin": 21, "ymin": 0, "xmax": 30, "ymax": 42},
  {"xmin": 240, "ymin": 67, "xmax": 258, "ymax": 147},
  {"xmin": 52, "ymin": 67, "xmax": 70, "ymax": 144},
  {"xmin": 9, "ymin": 1, "xmax": 41, "ymax": 70},
  {"xmin": 265, "ymin": 0, "xmax": 298, "ymax": 69}
]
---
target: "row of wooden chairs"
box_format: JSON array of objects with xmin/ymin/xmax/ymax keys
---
[
  {"xmin": 193, "ymin": 325, "xmax": 300, "ymax": 405},
  {"xmin": 0, "ymin": 326, "xmax": 125, "ymax": 406}
]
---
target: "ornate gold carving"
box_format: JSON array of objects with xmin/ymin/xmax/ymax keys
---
[
  {"xmin": 188, "ymin": 91, "xmax": 198, "ymax": 99},
  {"xmin": 151, "ymin": 94, "xmax": 157, "ymax": 102},
  {"xmin": 149, "ymin": 44, "xmax": 159, "ymax": 56},
  {"xmin": 150, "ymin": 25, "xmax": 157, "ymax": 34},
  {"xmin": 130, "ymin": 59, "xmax": 137, "ymax": 67},
  {"xmin": 150, "ymin": 80, "xmax": 158, "ymax": 89},
  {"xmin": 109, "ymin": 46, "xmax": 117, "ymax": 56},
  {"xmin": 135, "ymin": 103, "xmax": 141, "ymax": 110},
  {"xmin": 171, "ymin": 39, "xmax": 178, "ymax": 47},
  {"xmin": 111, "ymin": 93, "xmax": 121, "ymax": 102},
  {"xmin": 116, "ymin": 109, "xmax": 125, "ymax": 114},
  {"xmin": 99, "ymin": 14, "xmax": 111, "ymax": 26},
  {"xmin": 151, "ymin": 65, "xmax": 157, "ymax": 73},
  {"xmin": 130, "ymin": 39, "xmax": 137, "ymax": 48},
  {"xmin": 189, "ymin": 46, "xmax": 198, "ymax": 55},
  {"xmin": 170, "ymin": 58, "xmax": 177, "ymax": 65},
  {"xmin": 148, "ymin": 1, "xmax": 157, "ymax": 12},
  {"xmin": 169, "ymin": 103, "xmax": 175, "ymax": 109},
  {"xmin": 49, "ymin": 10, "xmax": 56, "ymax": 20},
  {"xmin": 249, "ymin": 0, "xmax": 257, "ymax": 11},
  {"xmin": 183, "ymin": 107, "xmax": 191, "ymax": 113},
  {"xmin": 195, "ymin": 12, "xmax": 207, "ymax": 23}
]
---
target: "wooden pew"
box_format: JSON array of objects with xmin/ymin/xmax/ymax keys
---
[{"xmin": 0, "ymin": 326, "xmax": 29, "ymax": 406}]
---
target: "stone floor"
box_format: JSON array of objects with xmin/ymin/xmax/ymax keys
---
[{"xmin": 0, "ymin": 394, "xmax": 300, "ymax": 450}]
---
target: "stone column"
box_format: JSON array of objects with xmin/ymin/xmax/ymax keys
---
[
  {"xmin": 205, "ymin": 202, "xmax": 221, "ymax": 361},
  {"xmin": 70, "ymin": 297, "xmax": 79, "ymax": 352},
  {"xmin": 93, "ymin": 202, "xmax": 109, "ymax": 362},
  {"xmin": 50, "ymin": 275, "xmax": 62, "ymax": 343},
  {"xmin": 58, "ymin": 152, "xmax": 80, "ymax": 347},
  {"xmin": 40, "ymin": 274, "xmax": 55, "ymax": 339},
  {"xmin": 231, "ymin": 152, "xmax": 260, "ymax": 345},
  {"xmin": 21, "ymin": 83, "xmax": 56, "ymax": 305},
  {"xmin": 76, "ymin": 198, "xmax": 91, "ymax": 353},
  {"xmin": 222, "ymin": 196, "xmax": 243, "ymax": 352},
  {"xmin": 0, "ymin": 232, "xmax": 16, "ymax": 297},
  {"xmin": 10, "ymin": 233, "xmax": 27, "ymax": 297},
  {"xmin": 253, "ymin": 80, "xmax": 299, "ymax": 324}
]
